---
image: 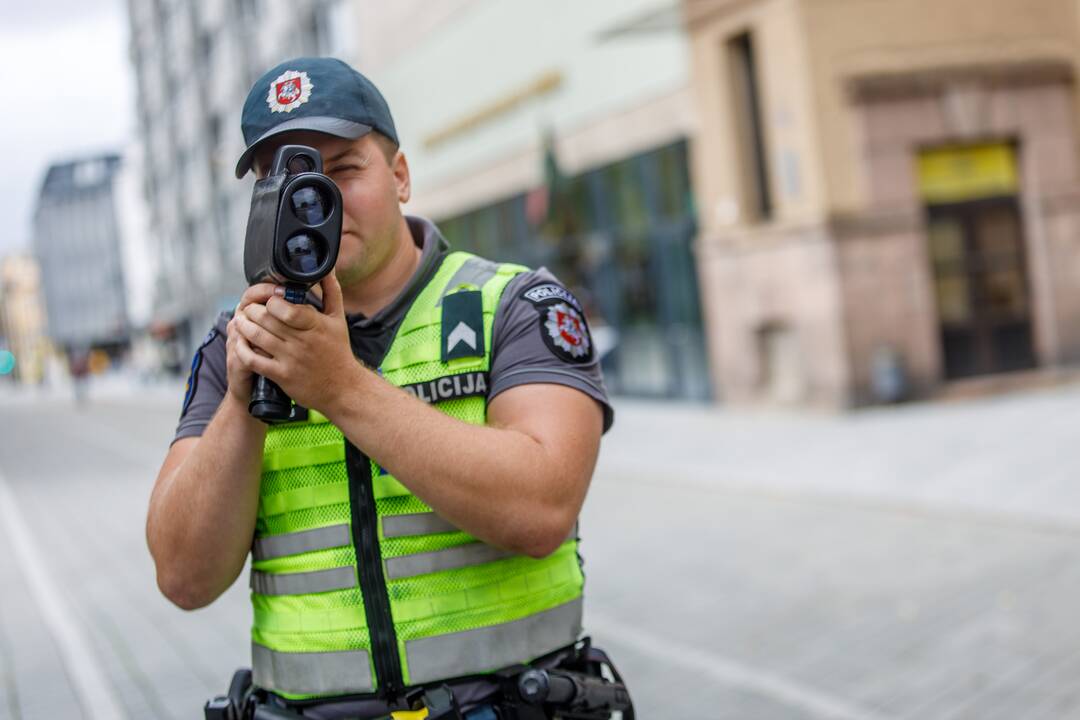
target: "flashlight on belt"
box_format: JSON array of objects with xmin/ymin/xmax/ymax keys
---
[{"xmin": 241, "ymin": 145, "xmax": 343, "ymax": 422}]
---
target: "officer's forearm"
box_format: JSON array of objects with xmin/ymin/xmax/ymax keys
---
[
  {"xmin": 148, "ymin": 393, "xmax": 267, "ymax": 609},
  {"xmin": 325, "ymin": 365, "xmax": 590, "ymax": 558}
]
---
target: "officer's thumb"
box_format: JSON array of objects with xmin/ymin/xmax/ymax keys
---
[{"xmin": 320, "ymin": 271, "xmax": 345, "ymax": 319}]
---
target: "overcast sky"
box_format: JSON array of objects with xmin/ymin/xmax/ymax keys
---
[{"xmin": 2, "ymin": 0, "xmax": 133, "ymax": 256}]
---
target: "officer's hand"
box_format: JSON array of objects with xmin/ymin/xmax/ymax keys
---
[
  {"xmin": 232, "ymin": 272, "xmax": 355, "ymax": 414},
  {"xmin": 225, "ymin": 283, "xmax": 279, "ymax": 405}
]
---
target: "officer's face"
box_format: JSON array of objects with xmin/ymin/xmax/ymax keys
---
[{"xmin": 253, "ymin": 131, "xmax": 410, "ymax": 289}]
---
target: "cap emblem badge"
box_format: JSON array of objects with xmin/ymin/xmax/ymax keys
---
[{"xmin": 267, "ymin": 70, "xmax": 313, "ymax": 113}]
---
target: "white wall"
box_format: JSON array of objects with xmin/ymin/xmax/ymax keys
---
[{"xmin": 353, "ymin": 0, "xmax": 693, "ymax": 217}]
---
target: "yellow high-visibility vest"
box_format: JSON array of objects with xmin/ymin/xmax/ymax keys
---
[{"xmin": 250, "ymin": 251, "xmax": 585, "ymax": 699}]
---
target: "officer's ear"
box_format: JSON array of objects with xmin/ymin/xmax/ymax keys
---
[{"xmin": 391, "ymin": 149, "xmax": 411, "ymax": 204}]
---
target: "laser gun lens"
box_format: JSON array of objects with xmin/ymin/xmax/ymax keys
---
[
  {"xmin": 287, "ymin": 154, "xmax": 315, "ymax": 175},
  {"xmin": 284, "ymin": 234, "xmax": 324, "ymax": 275},
  {"xmin": 289, "ymin": 185, "xmax": 328, "ymax": 225}
]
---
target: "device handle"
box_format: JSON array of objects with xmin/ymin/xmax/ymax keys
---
[{"xmin": 247, "ymin": 286, "xmax": 307, "ymax": 422}]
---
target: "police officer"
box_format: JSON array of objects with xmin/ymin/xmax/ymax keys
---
[{"xmin": 147, "ymin": 58, "xmax": 617, "ymax": 718}]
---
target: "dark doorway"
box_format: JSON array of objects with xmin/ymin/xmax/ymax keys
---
[{"xmin": 926, "ymin": 196, "xmax": 1036, "ymax": 379}]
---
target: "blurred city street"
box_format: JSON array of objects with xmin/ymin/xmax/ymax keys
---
[
  {"xmin": 6, "ymin": 1, "xmax": 1080, "ymax": 719},
  {"xmin": 2, "ymin": 382, "xmax": 1080, "ymax": 719}
]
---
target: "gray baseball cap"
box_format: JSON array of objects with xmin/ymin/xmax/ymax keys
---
[{"xmin": 235, "ymin": 57, "xmax": 399, "ymax": 178}]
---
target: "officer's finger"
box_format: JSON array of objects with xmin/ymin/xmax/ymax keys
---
[
  {"xmin": 320, "ymin": 271, "xmax": 345, "ymax": 319},
  {"xmin": 265, "ymin": 296, "xmax": 318, "ymax": 330},
  {"xmin": 226, "ymin": 317, "xmax": 243, "ymax": 351},
  {"xmin": 237, "ymin": 283, "xmax": 281, "ymax": 312},
  {"xmin": 241, "ymin": 303, "xmax": 293, "ymax": 342},
  {"xmin": 227, "ymin": 323, "xmax": 246, "ymax": 357},
  {"xmin": 235, "ymin": 312, "xmax": 285, "ymax": 356},
  {"xmin": 234, "ymin": 332, "xmax": 276, "ymax": 377}
]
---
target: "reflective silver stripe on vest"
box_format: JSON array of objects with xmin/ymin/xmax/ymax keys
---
[
  {"xmin": 252, "ymin": 642, "xmax": 374, "ymax": 696},
  {"xmin": 382, "ymin": 512, "xmax": 458, "ymax": 539},
  {"xmin": 439, "ymin": 256, "xmax": 499, "ymax": 302},
  {"xmin": 252, "ymin": 523, "xmax": 352, "ymax": 561},
  {"xmin": 406, "ymin": 597, "xmax": 583, "ymax": 685},
  {"xmin": 384, "ymin": 542, "xmax": 516, "ymax": 580},
  {"xmin": 250, "ymin": 566, "xmax": 356, "ymax": 595},
  {"xmin": 385, "ymin": 527, "xmax": 580, "ymax": 580}
]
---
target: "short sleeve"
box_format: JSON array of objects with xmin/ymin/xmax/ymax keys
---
[
  {"xmin": 488, "ymin": 269, "xmax": 614, "ymax": 432},
  {"xmin": 173, "ymin": 313, "xmax": 230, "ymax": 444}
]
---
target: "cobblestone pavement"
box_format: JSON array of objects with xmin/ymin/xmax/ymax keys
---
[{"xmin": 2, "ymin": 381, "xmax": 1080, "ymax": 718}]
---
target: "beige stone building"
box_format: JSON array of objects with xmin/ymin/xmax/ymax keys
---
[{"xmin": 685, "ymin": 0, "xmax": 1080, "ymax": 406}]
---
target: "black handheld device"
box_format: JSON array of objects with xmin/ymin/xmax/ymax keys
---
[{"xmin": 242, "ymin": 144, "xmax": 343, "ymax": 422}]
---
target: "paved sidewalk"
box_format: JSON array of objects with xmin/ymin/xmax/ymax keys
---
[
  {"xmin": 0, "ymin": 373, "xmax": 184, "ymax": 408},
  {"xmin": 599, "ymin": 381, "xmax": 1080, "ymax": 530}
]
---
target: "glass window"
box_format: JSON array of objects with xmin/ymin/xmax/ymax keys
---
[
  {"xmin": 975, "ymin": 204, "xmax": 1022, "ymax": 263},
  {"xmin": 475, "ymin": 205, "xmax": 500, "ymax": 260},
  {"xmin": 612, "ymin": 230, "xmax": 654, "ymax": 326},
  {"xmin": 935, "ymin": 274, "xmax": 970, "ymax": 324},
  {"xmin": 437, "ymin": 194, "xmax": 529, "ymax": 262},
  {"xmin": 928, "ymin": 217, "xmax": 965, "ymax": 272},
  {"xmin": 433, "ymin": 138, "xmax": 708, "ymax": 399},
  {"xmin": 565, "ymin": 176, "xmax": 594, "ymax": 236},
  {"xmin": 605, "ymin": 159, "xmax": 648, "ymax": 235},
  {"xmin": 983, "ymin": 269, "xmax": 1028, "ymax": 317},
  {"xmin": 439, "ymin": 216, "xmax": 463, "ymax": 248},
  {"xmin": 655, "ymin": 142, "xmax": 692, "ymax": 221}
]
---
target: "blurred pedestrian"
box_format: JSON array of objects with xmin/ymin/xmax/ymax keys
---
[{"xmin": 67, "ymin": 347, "xmax": 90, "ymax": 407}]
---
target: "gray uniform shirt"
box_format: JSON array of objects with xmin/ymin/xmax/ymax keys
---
[{"xmin": 174, "ymin": 215, "xmax": 613, "ymax": 442}]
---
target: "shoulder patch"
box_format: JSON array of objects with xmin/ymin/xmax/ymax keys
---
[
  {"xmin": 181, "ymin": 329, "xmax": 219, "ymax": 416},
  {"xmin": 520, "ymin": 283, "xmax": 593, "ymax": 364},
  {"xmin": 521, "ymin": 283, "xmax": 582, "ymax": 311}
]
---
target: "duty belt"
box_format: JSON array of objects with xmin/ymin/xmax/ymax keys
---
[{"xmin": 204, "ymin": 638, "xmax": 634, "ymax": 720}]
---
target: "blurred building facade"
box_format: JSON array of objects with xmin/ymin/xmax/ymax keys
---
[
  {"xmin": 126, "ymin": 0, "xmax": 352, "ymax": 360},
  {"xmin": 353, "ymin": 0, "xmax": 711, "ymax": 400},
  {"xmin": 0, "ymin": 255, "xmax": 49, "ymax": 384},
  {"xmin": 685, "ymin": 0, "xmax": 1080, "ymax": 406},
  {"xmin": 33, "ymin": 154, "xmax": 130, "ymax": 356}
]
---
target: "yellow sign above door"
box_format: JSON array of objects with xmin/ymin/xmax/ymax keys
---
[{"xmin": 917, "ymin": 143, "xmax": 1019, "ymax": 204}]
